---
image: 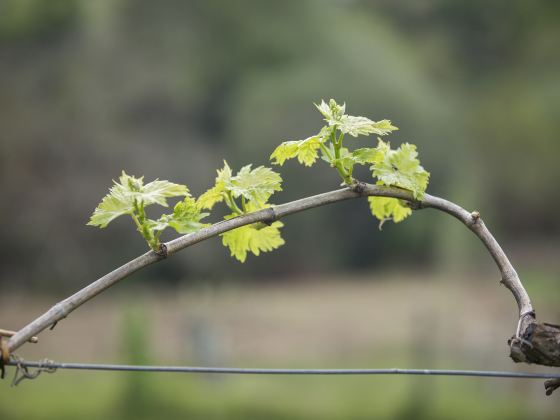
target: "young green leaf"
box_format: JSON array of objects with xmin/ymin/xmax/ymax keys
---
[
  {"xmin": 315, "ymin": 99, "xmax": 398, "ymax": 137},
  {"xmin": 221, "ymin": 221, "xmax": 285, "ymax": 263},
  {"xmin": 270, "ymin": 141, "xmax": 300, "ymax": 165},
  {"xmin": 315, "ymin": 99, "xmax": 346, "ymax": 124},
  {"xmin": 370, "ymin": 140, "xmax": 430, "ymax": 199},
  {"xmin": 351, "ymin": 147, "xmax": 381, "ymax": 164},
  {"xmin": 117, "ymin": 171, "xmax": 189, "ymax": 207},
  {"xmin": 88, "ymin": 171, "xmax": 209, "ymax": 252},
  {"xmin": 197, "ymin": 161, "xmax": 232, "ymax": 210},
  {"xmin": 198, "ymin": 161, "xmax": 286, "ymax": 262},
  {"xmin": 270, "ymin": 135, "xmax": 323, "ymax": 167},
  {"xmin": 199, "ymin": 161, "xmax": 282, "ymax": 209},
  {"xmin": 229, "ymin": 164, "xmax": 283, "ymax": 205},
  {"xmin": 143, "ymin": 218, "xmax": 172, "ymax": 233},
  {"xmin": 157, "ymin": 196, "xmax": 210, "ymax": 234},
  {"xmin": 274, "ymin": 99, "xmax": 399, "ymax": 188},
  {"xmin": 333, "ymin": 147, "xmax": 381, "ymax": 175},
  {"xmin": 88, "ymin": 171, "xmax": 189, "ymax": 228},
  {"xmin": 338, "ymin": 116, "xmax": 398, "ymax": 137},
  {"xmin": 136, "ymin": 179, "xmax": 189, "ymax": 207},
  {"xmin": 197, "ymin": 185, "xmax": 224, "ymax": 211},
  {"xmin": 368, "ymin": 196, "xmax": 412, "ymax": 223},
  {"xmin": 87, "ymin": 192, "xmax": 135, "ymax": 228}
]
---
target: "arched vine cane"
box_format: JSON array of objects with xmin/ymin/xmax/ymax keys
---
[{"xmin": 1, "ymin": 182, "xmax": 559, "ymax": 393}]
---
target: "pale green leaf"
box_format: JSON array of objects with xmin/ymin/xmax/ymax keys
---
[
  {"xmin": 199, "ymin": 161, "xmax": 282, "ymax": 216},
  {"xmin": 229, "ymin": 165, "xmax": 282, "ymax": 205},
  {"xmin": 314, "ymin": 99, "xmax": 397, "ymax": 137},
  {"xmin": 371, "ymin": 140, "xmax": 430, "ymax": 199},
  {"xmin": 370, "ymin": 119, "xmax": 399, "ymax": 136},
  {"xmin": 270, "ymin": 135, "xmax": 322, "ymax": 167},
  {"xmin": 139, "ymin": 180, "xmax": 189, "ymax": 206},
  {"xmin": 117, "ymin": 171, "xmax": 189, "ymax": 207},
  {"xmin": 197, "ymin": 184, "xmax": 224, "ymax": 210},
  {"xmin": 221, "ymin": 221, "xmax": 285, "ymax": 263},
  {"xmin": 351, "ymin": 147, "xmax": 381, "ymax": 164},
  {"xmin": 88, "ymin": 171, "xmax": 188, "ymax": 228},
  {"xmin": 315, "ymin": 99, "xmax": 345, "ymax": 123},
  {"xmin": 216, "ymin": 160, "xmax": 233, "ymax": 184},
  {"xmin": 368, "ymin": 196, "xmax": 412, "ymax": 223},
  {"xmin": 270, "ymin": 141, "xmax": 299, "ymax": 166},
  {"xmin": 338, "ymin": 116, "xmax": 398, "ymax": 137},
  {"xmin": 294, "ymin": 137, "xmax": 322, "ymax": 166},
  {"xmin": 163, "ymin": 196, "xmax": 210, "ymax": 234},
  {"xmin": 87, "ymin": 192, "xmax": 134, "ymax": 228},
  {"xmin": 334, "ymin": 147, "xmax": 377, "ymax": 175},
  {"xmin": 143, "ymin": 218, "xmax": 170, "ymax": 232},
  {"xmin": 197, "ymin": 161, "xmax": 232, "ymax": 210}
]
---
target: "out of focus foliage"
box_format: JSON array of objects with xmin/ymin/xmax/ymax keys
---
[{"xmin": 1, "ymin": 0, "xmax": 559, "ymax": 289}]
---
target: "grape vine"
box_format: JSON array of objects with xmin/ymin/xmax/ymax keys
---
[
  {"xmin": 89, "ymin": 99, "xmax": 430, "ymax": 262},
  {"xmin": 8, "ymin": 109, "xmax": 544, "ymax": 375}
]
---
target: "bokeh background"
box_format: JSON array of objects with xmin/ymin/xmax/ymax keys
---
[{"xmin": 1, "ymin": 0, "xmax": 559, "ymax": 418}]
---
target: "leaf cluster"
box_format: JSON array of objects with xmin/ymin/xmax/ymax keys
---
[
  {"xmin": 88, "ymin": 171, "xmax": 208, "ymax": 251},
  {"xmin": 270, "ymin": 99, "xmax": 429, "ymax": 224},
  {"xmin": 89, "ymin": 99, "xmax": 431, "ymax": 262},
  {"xmin": 198, "ymin": 161, "xmax": 285, "ymax": 262}
]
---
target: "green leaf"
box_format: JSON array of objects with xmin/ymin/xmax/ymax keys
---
[
  {"xmin": 270, "ymin": 141, "xmax": 299, "ymax": 165},
  {"xmin": 118, "ymin": 171, "xmax": 189, "ymax": 207},
  {"xmin": 229, "ymin": 164, "xmax": 282, "ymax": 205},
  {"xmin": 159, "ymin": 196, "xmax": 210, "ymax": 234},
  {"xmin": 197, "ymin": 184, "xmax": 224, "ymax": 210},
  {"xmin": 88, "ymin": 171, "xmax": 189, "ymax": 228},
  {"xmin": 137, "ymin": 181, "xmax": 189, "ymax": 207},
  {"xmin": 199, "ymin": 161, "xmax": 282, "ymax": 210},
  {"xmin": 270, "ymin": 135, "xmax": 322, "ymax": 167},
  {"xmin": 338, "ymin": 116, "xmax": 398, "ymax": 137},
  {"xmin": 216, "ymin": 160, "xmax": 233, "ymax": 184},
  {"xmin": 370, "ymin": 120, "xmax": 399, "ymax": 136},
  {"xmin": 333, "ymin": 147, "xmax": 379, "ymax": 175},
  {"xmin": 221, "ymin": 221, "xmax": 285, "ymax": 263},
  {"xmin": 143, "ymin": 218, "xmax": 171, "ymax": 233},
  {"xmin": 197, "ymin": 161, "xmax": 232, "ymax": 210},
  {"xmin": 87, "ymin": 192, "xmax": 135, "ymax": 228},
  {"xmin": 351, "ymin": 147, "xmax": 381, "ymax": 164},
  {"xmin": 368, "ymin": 196, "xmax": 412, "ymax": 223},
  {"xmin": 199, "ymin": 161, "xmax": 284, "ymax": 262},
  {"xmin": 315, "ymin": 99, "xmax": 345, "ymax": 124},
  {"xmin": 370, "ymin": 140, "xmax": 430, "ymax": 199},
  {"xmin": 314, "ymin": 99, "xmax": 398, "ymax": 137}
]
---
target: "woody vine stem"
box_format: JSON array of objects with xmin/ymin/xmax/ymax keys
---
[
  {"xmin": 2, "ymin": 99, "xmax": 558, "ymax": 394},
  {"xmin": 2, "ymin": 183, "xmax": 534, "ymax": 352}
]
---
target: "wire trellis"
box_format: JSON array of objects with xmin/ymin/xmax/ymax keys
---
[{"xmin": 4, "ymin": 358, "xmax": 560, "ymax": 387}]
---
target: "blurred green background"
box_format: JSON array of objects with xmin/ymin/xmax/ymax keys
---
[{"xmin": 1, "ymin": 0, "xmax": 559, "ymax": 418}]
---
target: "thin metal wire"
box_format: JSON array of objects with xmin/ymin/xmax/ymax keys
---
[{"xmin": 6, "ymin": 359, "xmax": 560, "ymax": 379}]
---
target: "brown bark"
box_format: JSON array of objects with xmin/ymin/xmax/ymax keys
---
[{"xmin": 510, "ymin": 321, "xmax": 560, "ymax": 367}]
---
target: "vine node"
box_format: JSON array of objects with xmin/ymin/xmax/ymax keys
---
[
  {"xmin": 155, "ymin": 243, "xmax": 168, "ymax": 258},
  {"xmin": 350, "ymin": 180, "xmax": 367, "ymax": 196}
]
